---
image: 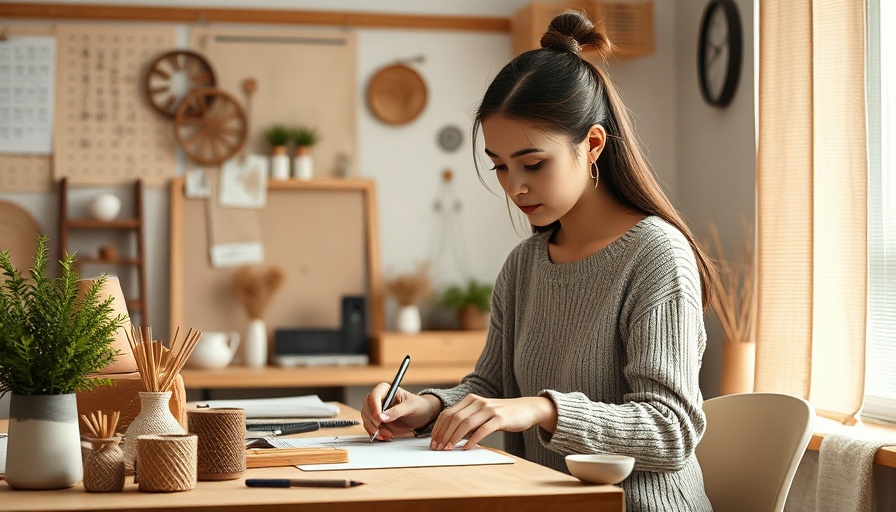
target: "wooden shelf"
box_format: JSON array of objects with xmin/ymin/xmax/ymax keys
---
[
  {"xmin": 179, "ymin": 362, "xmax": 475, "ymax": 389},
  {"xmin": 373, "ymin": 330, "xmax": 488, "ymax": 365},
  {"xmin": 1, "ymin": 3, "xmax": 511, "ymax": 32},
  {"xmin": 66, "ymin": 219, "xmax": 140, "ymax": 229},
  {"xmin": 78, "ymin": 256, "xmax": 141, "ymax": 265}
]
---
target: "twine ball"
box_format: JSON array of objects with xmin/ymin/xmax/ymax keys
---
[
  {"xmin": 136, "ymin": 434, "xmax": 197, "ymax": 492},
  {"xmin": 187, "ymin": 408, "xmax": 246, "ymax": 481}
]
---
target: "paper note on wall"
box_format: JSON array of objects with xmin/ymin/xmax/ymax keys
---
[
  {"xmin": 0, "ymin": 36, "xmax": 56, "ymax": 154},
  {"xmin": 204, "ymin": 171, "xmax": 264, "ymax": 268}
]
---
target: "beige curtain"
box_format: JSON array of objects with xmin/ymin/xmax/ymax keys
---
[{"xmin": 756, "ymin": 0, "xmax": 867, "ymax": 424}]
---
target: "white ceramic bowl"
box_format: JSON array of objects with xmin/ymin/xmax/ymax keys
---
[{"xmin": 565, "ymin": 454, "xmax": 635, "ymax": 484}]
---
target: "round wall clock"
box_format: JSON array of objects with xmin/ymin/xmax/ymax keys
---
[
  {"xmin": 697, "ymin": 0, "xmax": 742, "ymax": 108},
  {"xmin": 437, "ymin": 125, "xmax": 463, "ymax": 152}
]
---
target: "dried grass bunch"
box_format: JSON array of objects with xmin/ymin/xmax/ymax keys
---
[
  {"xmin": 707, "ymin": 221, "xmax": 756, "ymax": 344},
  {"xmin": 385, "ymin": 261, "xmax": 432, "ymax": 306},
  {"xmin": 232, "ymin": 266, "xmax": 285, "ymax": 320},
  {"xmin": 126, "ymin": 326, "xmax": 202, "ymax": 392}
]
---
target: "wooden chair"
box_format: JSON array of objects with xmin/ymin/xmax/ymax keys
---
[{"xmin": 695, "ymin": 392, "xmax": 815, "ymax": 512}]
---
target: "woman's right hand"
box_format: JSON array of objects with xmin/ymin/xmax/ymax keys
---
[{"xmin": 361, "ymin": 383, "xmax": 442, "ymax": 441}]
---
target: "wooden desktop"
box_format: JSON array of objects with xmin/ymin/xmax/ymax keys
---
[{"xmin": 0, "ymin": 405, "xmax": 625, "ymax": 512}]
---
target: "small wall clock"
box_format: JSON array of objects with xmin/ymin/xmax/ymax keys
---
[{"xmin": 697, "ymin": 0, "xmax": 743, "ymax": 108}]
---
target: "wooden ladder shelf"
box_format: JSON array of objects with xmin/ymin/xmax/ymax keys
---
[{"xmin": 58, "ymin": 177, "xmax": 149, "ymax": 329}]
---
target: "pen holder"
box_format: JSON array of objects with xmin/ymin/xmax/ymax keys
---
[
  {"xmin": 187, "ymin": 408, "xmax": 246, "ymax": 481},
  {"xmin": 136, "ymin": 434, "xmax": 198, "ymax": 492}
]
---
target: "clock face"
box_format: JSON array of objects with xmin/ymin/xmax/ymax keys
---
[
  {"xmin": 437, "ymin": 125, "xmax": 463, "ymax": 152},
  {"xmin": 698, "ymin": 0, "xmax": 742, "ymax": 107},
  {"xmin": 702, "ymin": 7, "xmax": 731, "ymax": 100}
]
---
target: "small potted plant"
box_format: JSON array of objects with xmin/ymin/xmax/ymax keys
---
[
  {"xmin": 265, "ymin": 124, "xmax": 291, "ymax": 180},
  {"xmin": 289, "ymin": 126, "xmax": 319, "ymax": 180},
  {"xmin": 0, "ymin": 235, "xmax": 126, "ymax": 489},
  {"xmin": 438, "ymin": 279, "xmax": 493, "ymax": 331}
]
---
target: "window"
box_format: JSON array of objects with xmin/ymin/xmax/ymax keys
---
[{"xmin": 864, "ymin": 0, "xmax": 896, "ymax": 423}]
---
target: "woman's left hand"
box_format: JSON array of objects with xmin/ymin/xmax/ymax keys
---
[{"xmin": 429, "ymin": 394, "xmax": 557, "ymax": 451}]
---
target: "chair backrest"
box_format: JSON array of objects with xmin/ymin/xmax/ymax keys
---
[{"xmin": 695, "ymin": 392, "xmax": 815, "ymax": 512}]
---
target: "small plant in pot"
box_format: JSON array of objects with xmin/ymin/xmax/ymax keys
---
[
  {"xmin": 264, "ymin": 124, "xmax": 290, "ymax": 152},
  {"xmin": 438, "ymin": 279, "xmax": 493, "ymax": 331},
  {"xmin": 0, "ymin": 235, "xmax": 126, "ymax": 489},
  {"xmin": 265, "ymin": 124, "xmax": 291, "ymax": 180},
  {"xmin": 289, "ymin": 126, "xmax": 319, "ymax": 180}
]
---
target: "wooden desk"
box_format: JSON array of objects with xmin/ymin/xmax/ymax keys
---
[
  {"xmin": 0, "ymin": 406, "xmax": 624, "ymax": 512},
  {"xmin": 179, "ymin": 363, "xmax": 475, "ymax": 390}
]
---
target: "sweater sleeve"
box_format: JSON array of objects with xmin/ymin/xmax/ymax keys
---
[
  {"xmin": 415, "ymin": 251, "xmax": 517, "ymax": 432},
  {"xmin": 537, "ymin": 295, "xmax": 707, "ymax": 472}
]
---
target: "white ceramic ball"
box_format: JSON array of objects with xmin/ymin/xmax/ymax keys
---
[{"xmin": 89, "ymin": 193, "xmax": 122, "ymax": 221}]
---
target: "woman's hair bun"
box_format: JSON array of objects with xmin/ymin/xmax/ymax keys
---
[{"xmin": 539, "ymin": 10, "xmax": 611, "ymax": 59}]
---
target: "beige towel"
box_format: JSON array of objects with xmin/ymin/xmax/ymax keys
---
[{"xmin": 816, "ymin": 430, "xmax": 895, "ymax": 512}]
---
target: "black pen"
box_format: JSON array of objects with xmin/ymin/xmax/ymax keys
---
[
  {"xmin": 246, "ymin": 420, "xmax": 360, "ymax": 435},
  {"xmin": 246, "ymin": 478, "xmax": 363, "ymax": 488},
  {"xmin": 371, "ymin": 354, "xmax": 411, "ymax": 442}
]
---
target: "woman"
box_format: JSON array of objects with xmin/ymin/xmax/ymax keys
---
[{"xmin": 362, "ymin": 11, "xmax": 714, "ymax": 511}]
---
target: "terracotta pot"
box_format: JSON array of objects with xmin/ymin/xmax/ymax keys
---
[
  {"xmin": 457, "ymin": 306, "xmax": 490, "ymax": 331},
  {"xmin": 720, "ymin": 341, "xmax": 755, "ymax": 395}
]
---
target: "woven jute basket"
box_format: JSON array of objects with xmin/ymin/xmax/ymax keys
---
[
  {"xmin": 136, "ymin": 434, "xmax": 197, "ymax": 492},
  {"xmin": 187, "ymin": 408, "xmax": 246, "ymax": 481},
  {"xmin": 84, "ymin": 438, "xmax": 125, "ymax": 492}
]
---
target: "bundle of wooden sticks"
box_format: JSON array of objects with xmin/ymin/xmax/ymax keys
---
[
  {"xmin": 125, "ymin": 325, "xmax": 202, "ymax": 392},
  {"xmin": 81, "ymin": 410, "xmax": 120, "ymax": 439}
]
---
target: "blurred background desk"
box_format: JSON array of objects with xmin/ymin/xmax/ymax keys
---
[{"xmin": 180, "ymin": 362, "xmax": 474, "ymax": 396}]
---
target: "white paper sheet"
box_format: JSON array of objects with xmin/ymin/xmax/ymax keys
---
[
  {"xmin": 266, "ymin": 435, "xmax": 515, "ymax": 471},
  {"xmin": 194, "ymin": 395, "xmax": 339, "ymax": 418}
]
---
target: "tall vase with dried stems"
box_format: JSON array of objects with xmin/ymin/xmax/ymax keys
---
[
  {"xmin": 385, "ymin": 262, "xmax": 432, "ymax": 333},
  {"xmin": 232, "ymin": 266, "xmax": 284, "ymax": 368},
  {"xmin": 122, "ymin": 326, "xmax": 202, "ymax": 472},
  {"xmin": 708, "ymin": 222, "xmax": 757, "ymax": 395}
]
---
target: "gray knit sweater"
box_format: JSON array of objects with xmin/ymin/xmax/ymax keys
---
[{"xmin": 422, "ymin": 216, "xmax": 712, "ymax": 511}]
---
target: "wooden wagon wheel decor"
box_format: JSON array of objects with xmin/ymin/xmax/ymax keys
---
[
  {"xmin": 145, "ymin": 50, "xmax": 216, "ymax": 118},
  {"xmin": 173, "ymin": 87, "xmax": 248, "ymax": 166}
]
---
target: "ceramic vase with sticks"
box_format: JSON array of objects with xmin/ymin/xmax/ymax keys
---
[
  {"xmin": 122, "ymin": 326, "xmax": 202, "ymax": 472},
  {"xmin": 82, "ymin": 410, "xmax": 125, "ymax": 492}
]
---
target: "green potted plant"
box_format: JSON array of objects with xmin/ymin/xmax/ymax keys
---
[
  {"xmin": 0, "ymin": 235, "xmax": 126, "ymax": 489},
  {"xmin": 265, "ymin": 124, "xmax": 291, "ymax": 180},
  {"xmin": 438, "ymin": 279, "xmax": 493, "ymax": 331},
  {"xmin": 289, "ymin": 126, "xmax": 320, "ymax": 180}
]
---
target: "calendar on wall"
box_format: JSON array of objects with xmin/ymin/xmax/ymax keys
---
[{"xmin": 53, "ymin": 24, "xmax": 177, "ymax": 187}]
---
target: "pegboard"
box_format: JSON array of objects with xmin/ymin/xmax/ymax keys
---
[
  {"xmin": 53, "ymin": 24, "xmax": 176, "ymax": 187},
  {"xmin": 0, "ymin": 155, "xmax": 53, "ymax": 192}
]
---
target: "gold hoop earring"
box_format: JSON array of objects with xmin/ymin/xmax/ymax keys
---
[{"xmin": 591, "ymin": 161, "xmax": 599, "ymax": 188}]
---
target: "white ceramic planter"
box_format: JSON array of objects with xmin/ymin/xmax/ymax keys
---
[
  {"xmin": 270, "ymin": 148, "xmax": 290, "ymax": 180},
  {"xmin": 293, "ymin": 153, "xmax": 313, "ymax": 180},
  {"xmin": 395, "ymin": 305, "xmax": 422, "ymax": 333},
  {"xmin": 5, "ymin": 393, "xmax": 83, "ymax": 489}
]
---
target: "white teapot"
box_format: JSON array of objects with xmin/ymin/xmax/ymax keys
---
[{"xmin": 186, "ymin": 331, "xmax": 240, "ymax": 370}]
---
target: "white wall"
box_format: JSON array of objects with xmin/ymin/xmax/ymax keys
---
[{"xmin": 674, "ymin": 0, "xmax": 757, "ymax": 398}]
